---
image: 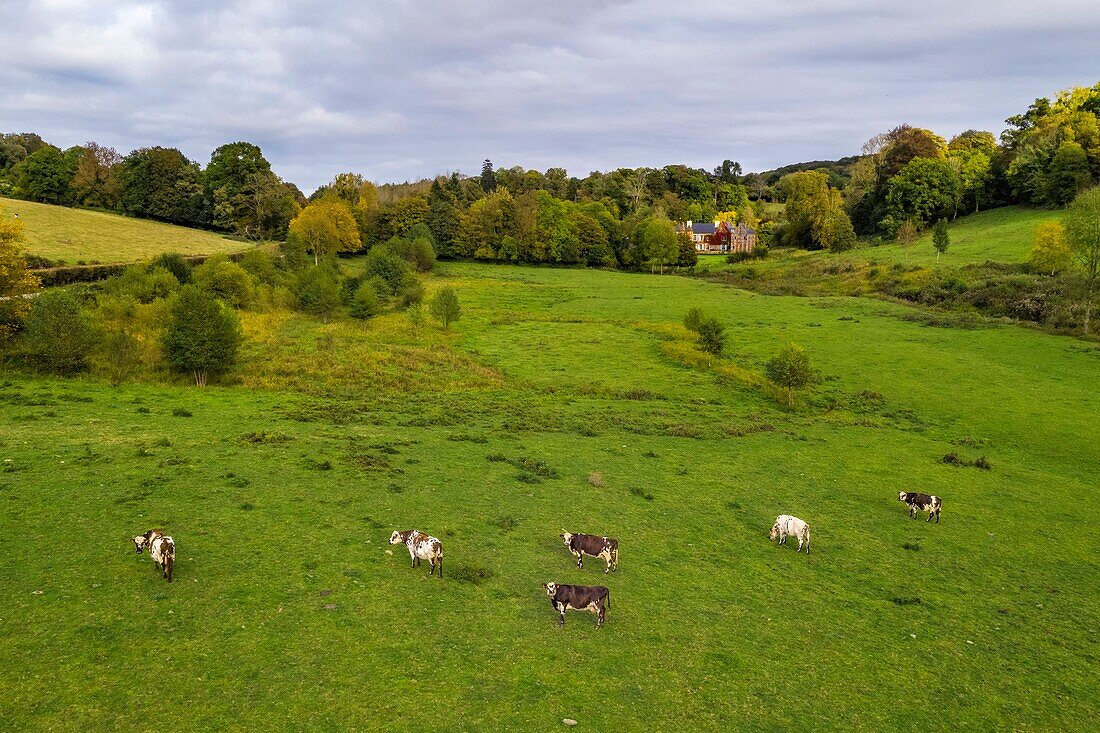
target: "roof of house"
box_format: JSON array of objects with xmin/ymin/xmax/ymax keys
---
[{"xmin": 690, "ymin": 222, "xmax": 717, "ymax": 234}]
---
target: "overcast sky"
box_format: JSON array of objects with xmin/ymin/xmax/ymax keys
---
[{"xmin": 2, "ymin": 1, "xmax": 1098, "ymax": 192}]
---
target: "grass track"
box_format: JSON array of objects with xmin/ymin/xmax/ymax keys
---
[
  {"xmin": 1, "ymin": 262, "xmax": 1098, "ymax": 731},
  {"xmin": 0, "ymin": 197, "xmax": 251, "ymax": 264}
]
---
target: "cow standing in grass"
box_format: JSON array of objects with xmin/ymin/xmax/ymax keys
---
[
  {"xmin": 560, "ymin": 531, "xmax": 619, "ymax": 573},
  {"xmin": 542, "ymin": 582, "xmax": 610, "ymax": 628},
  {"xmin": 898, "ymin": 492, "xmax": 942, "ymax": 523},
  {"xmin": 389, "ymin": 530, "xmax": 443, "ymax": 578},
  {"xmin": 769, "ymin": 515, "xmax": 810, "ymax": 553},
  {"xmin": 132, "ymin": 529, "xmax": 175, "ymax": 582}
]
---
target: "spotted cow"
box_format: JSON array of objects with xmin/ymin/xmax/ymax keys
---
[
  {"xmin": 133, "ymin": 529, "xmax": 175, "ymax": 582},
  {"xmin": 898, "ymin": 492, "xmax": 942, "ymax": 523},
  {"xmin": 769, "ymin": 515, "xmax": 811, "ymax": 553},
  {"xmin": 389, "ymin": 529, "xmax": 443, "ymax": 578},
  {"xmin": 542, "ymin": 582, "xmax": 610, "ymax": 628},
  {"xmin": 560, "ymin": 531, "xmax": 619, "ymax": 573}
]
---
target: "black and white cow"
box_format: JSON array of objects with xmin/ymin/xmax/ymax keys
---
[
  {"xmin": 560, "ymin": 531, "xmax": 619, "ymax": 573},
  {"xmin": 389, "ymin": 529, "xmax": 444, "ymax": 578},
  {"xmin": 542, "ymin": 582, "xmax": 610, "ymax": 628},
  {"xmin": 132, "ymin": 529, "xmax": 175, "ymax": 582},
  {"xmin": 898, "ymin": 492, "xmax": 942, "ymax": 523}
]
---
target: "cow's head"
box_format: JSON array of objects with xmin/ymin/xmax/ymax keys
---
[
  {"xmin": 559, "ymin": 530, "xmax": 573, "ymax": 545},
  {"xmin": 897, "ymin": 491, "xmax": 909, "ymax": 502},
  {"xmin": 388, "ymin": 530, "xmax": 404, "ymax": 545},
  {"xmin": 768, "ymin": 523, "xmax": 779, "ymax": 541},
  {"xmin": 542, "ymin": 582, "xmax": 558, "ymax": 596},
  {"xmin": 132, "ymin": 535, "xmax": 148, "ymax": 553}
]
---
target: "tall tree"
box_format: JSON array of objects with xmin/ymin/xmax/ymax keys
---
[
  {"xmin": 287, "ymin": 199, "xmax": 361, "ymax": 265},
  {"xmin": 480, "ymin": 159, "xmax": 496, "ymax": 193},
  {"xmin": 427, "ymin": 179, "xmax": 461, "ymax": 258},
  {"xmin": 1064, "ymin": 186, "xmax": 1100, "ymax": 334},
  {"xmin": 162, "ymin": 285, "xmax": 243, "ymax": 386},
  {"xmin": 14, "ymin": 145, "xmax": 79, "ymax": 204},
  {"xmin": 70, "ymin": 142, "xmax": 122, "ymax": 208},
  {"xmin": 0, "ymin": 214, "xmax": 40, "ymax": 338},
  {"xmin": 117, "ymin": 147, "xmax": 209, "ymax": 226}
]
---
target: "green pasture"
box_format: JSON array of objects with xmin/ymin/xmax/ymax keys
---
[
  {"xmin": 1, "ymin": 262, "xmax": 1097, "ymax": 731},
  {"xmin": 0, "ymin": 197, "xmax": 251, "ymax": 264}
]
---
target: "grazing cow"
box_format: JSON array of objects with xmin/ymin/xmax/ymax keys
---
[
  {"xmin": 769, "ymin": 515, "xmax": 811, "ymax": 553},
  {"xmin": 560, "ymin": 530, "xmax": 619, "ymax": 573},
  {"xmin": 898, "ymin": 492, "xmax": 942, "ymax": 523},
  {"xmin": 132, "ymin": 529, "xmax": 175, "ymax": 582},
  {"xmin": 389, "ymin": 530, "xmax": 443, "ymax": 578},
  {"xmin": 542, "ymin": 582, "xmax": 610, "ymax": 628}
]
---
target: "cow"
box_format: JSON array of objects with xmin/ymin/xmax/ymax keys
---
[
  {"xmin": 898, "ymin": 492, "xmax": 942, "ymax": 523},
  {"xmin": 560, "ymin": 530, "xmax": 619, "ymax": 573},
  {"xmin": 389, "ymin": 530, "xmax": 443, "ymax": 578},
  {"xmin": 542, "ymin": 582, "xmax": 610, "ymax": 628},
  {"xmin": 132, "ymin": 529, "xmax": 175, "ymax": 582},
  {"xmin": 769, "ymin": 515, "xmax": 811, "ymax": 553}
]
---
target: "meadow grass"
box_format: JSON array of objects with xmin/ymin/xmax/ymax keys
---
[
  {"xmin": 1, "ymin": 262, "xmax": 1098, "ymax": 731},
  {"xmin": 0, "ymin": 197, "xmax": 252, "ymax": 264}
]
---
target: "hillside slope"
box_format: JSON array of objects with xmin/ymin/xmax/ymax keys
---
[{"xmin": 0, "ymin": 197, "xmax": 252, "ymax": 265}]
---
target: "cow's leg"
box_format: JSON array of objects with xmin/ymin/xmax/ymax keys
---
[
  {"xmin": 797, "ymin": 536, "xmax": 803, "ymax": 552},
  {"xmin": 557, "ymin": 603, "xmax": 566, "ymax": 628},
  {"xmin": 437, "ymin": 556, "xmax": 443, "ymax": 579},
  {"xmin": 575, "ymin": 552, "xmax": 583, "ymax": 569},
  {"xmin": 597, "ymin": 602, "xmax": 605, "ymax": 628},
  {"xmin": 935, "ymin": 511, "xmax": 940, "ymax": 524},
  {"xmin": 604, "ymin": 553, "xmax": 612, "ymax": 574}
]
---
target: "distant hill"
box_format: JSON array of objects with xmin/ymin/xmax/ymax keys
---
[
  {"xmin": 750, "ymin": 156, "xmax": 861, "ymax": 187},
  {"xmin": 0, "ymin": 197, "xmax": 252, "ymax": 265}
]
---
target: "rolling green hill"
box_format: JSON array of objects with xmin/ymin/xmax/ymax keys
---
[
  {"xmin": 1, "ymin": 262, "xmax": 1096, "ymax": 730},
  {"xmin": 0, "ymin": 197, "xmax": 253, "ymax": 265}
]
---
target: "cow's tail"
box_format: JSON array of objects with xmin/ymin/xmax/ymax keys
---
[
  {"xmin": 611, "ymin": 546, "xmax": 619, "ymax": 568},
  {"xmin": 605, "ymin": 589, "xmax": 610, "ymax": 611},
  {"xmin": 804, "ymin": 526, "xmax": 811, "ymax": 553}
]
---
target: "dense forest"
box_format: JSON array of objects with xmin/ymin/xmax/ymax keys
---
[{"xmin": 2, "ymin": 81, "xmax": 1098, "ymax": 272}]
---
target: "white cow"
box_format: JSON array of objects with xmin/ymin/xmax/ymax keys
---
[
  {"xmin": 769, "ymin": 515, "xmax": 810, "ymax": 553},
  {"xmin": 132, "ymin": 529, "xmax": 176, "ymax": 581},
  {"xmin": 389, "ymin": 529, "xmax": 443, "ymax": 578}
]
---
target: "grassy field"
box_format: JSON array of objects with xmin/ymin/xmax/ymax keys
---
[
  {"xmin": 0, "ymin": 197, "xmax": 251, "ymax": 264},
  {"xmin": 2, "ymin": 262, "xmax": 1098, "ymax": 731},
  {"xmin": 694, "ymin": 206, "xmax": 1061, "ymax": 275}
]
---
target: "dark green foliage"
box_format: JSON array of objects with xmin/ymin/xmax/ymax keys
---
[
  {"xmin": 14, "ymin": 145, "xmax": 79, "ymax": 205},
  {"xmin": 162, "ymin": 285, "xmax": 243, "ymax": 386},
  {"xmin": 696, "ymin": 317, "xmax": 726, "ymax": 355},
  {"xmin": 192, "ymin": 257, "xmax": 254, "ymax": 308},
  {"xmin": 116, "ymin": 147, "xmax": 210, "ymax": 227},
  {"xmin": 684, "ymin": 306, "xmax": 704, "ymax": 333},
  {"xmin": 237, "ymin": 250, "xmax": 280, "ymax": 285},
  {"xmin": 349, "ymin": 282, "xmax": 382, "ymax": 319},
  {"xmin": 765, "ymin": 343, "xmax": 819, "ymax": 406},
  {"xmin": 149, "ymin": 252, "xmax": 193, "ymax": 284},
  {"xmin": 24, "ymin": 289, "xmax": 98, "ymax": 374},
  {"xmin": 932, "ymin": 219, "xmax": 950, "ymax": 258},
  {"xmin": 293, "ymin": 266, "xmax": 342, "ymax": 321},
  {"xmin": 364, "ymin": 247, "xmax": 413, "ymax": 295},
  {"xmin": 101, "ymin": 328, "xmax": 140, "ymax": 385},
  {"xmin": 429, "ymin": 287, "xmax": 461, "ymax": 329}
]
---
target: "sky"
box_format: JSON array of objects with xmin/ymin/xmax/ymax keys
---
[{"xmin": 2, "ymin": 0, "xmax": 1099, "ymax": 193}]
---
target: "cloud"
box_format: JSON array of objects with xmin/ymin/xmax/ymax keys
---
[{"xmin": 1, "ymin": 0, "xmax": 1098, "ymax": 191}]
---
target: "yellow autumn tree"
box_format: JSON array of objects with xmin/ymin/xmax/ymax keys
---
[
  {"xmin": 1028, "ymin": 221, "xmax": 1073, "ymax": 275},
  {"xmin": 287, "ymin": 198, "xmax": 361, "ymax": 265},
  {"xmin": 0, "ymin": 213, "xmax": 41, "ymax": 338}
]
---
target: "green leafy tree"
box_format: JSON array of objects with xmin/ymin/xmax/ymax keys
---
[
  {"xmin": 696, "ymin": 317, "xmax": 726, "ymax": 355},
  {"xmin": 116, "ymin": 147, "xmax": 210, "ymax": 226},
  {"xmin": 932, "ymin": 219, "xmax": 950, "ymax": 261},
  {"xmin": 887, "ymin": 158, "xmax": 958, "ymax": 226},
  {"xmin": 192, "ymin": 257, "xmax": 254, "ymax": 308},
  {"xmin": 100, "ymin": 327, "xmax": 140, "ymax": 385},
  {"xmin": 24, "ymin": 289, "xmax": 99, "ymax": 374},
  {"xmin": 149, "ymin": 252, "xmax": 193, "ymax": 284},
  {"xmin": 676, "ymin": 230, "xmax": 698, "ymax": 266},
  {"xmin": 1047, "ymin": 141, "xmax": 1094, "ymax": 206},
  {"xmin": 1064, "ymin": 187, "xmax": 1100, "ymax": 333},
  {"xmin": 636, "ymin": 215, "xmax": 678, "ymax": 273},
  {"xmin": 14, "ymin": 145, "xmax": 79, "ymax": 205},
  {"xmin": 70, "ymin": 142, "xmax": 122, "ymax": 208},
  {"xmin": 481, "ymin": 159, "xmax": 496, "ymax": 193},
  {"xmin": 427, "ymin": 179, "xmax": 461, "ymax": 258},
  {"xmin": 293, "ymin": 266, "xmax": 342, "ymax": 322},
  {"xmin": 0, "ymin": 214, "xmax": 40, "ymax": 337},
  {"xmin": 765, "ymin": 343, "xmax": 820, "ymax": 407},
  {"xmin": 1028, "ymin": 221, "xmax": 1073, "ymax": 274},
  {"xmin": 406, "ymin": 302, "xmax": 426, "ymax": 337},
  {"xmin": 429, "ymin": 287, "xmax": 461, "ymax": 330},
  {"xmin": 162, "ymin": 285, "xmax": 243, "ymax": 386},
  {"xmin": 684, "ymin": 306, "xmax": 705, "ymax": 333},
  {"xmin": 349, "ymin": 281, "xmax": 382, "ymax": 319}
]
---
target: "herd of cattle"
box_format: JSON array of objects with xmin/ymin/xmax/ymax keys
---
[{"xmin": 130, "ymin": 491, "xmax": 944, "ymax": 628}]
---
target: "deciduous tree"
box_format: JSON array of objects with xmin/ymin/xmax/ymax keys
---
[
  {"xmin": 162, "ymin": 285, "xmax": 243, "ymax": 386},
  {"xmin": 765, "ymin": 343, "xmax": 819, "ymax": 407},
  {"xmin": 1064, "ymin": 186, "xmax": 1100, "ymax": 333}
]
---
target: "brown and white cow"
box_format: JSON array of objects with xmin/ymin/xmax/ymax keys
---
[
  {"xmin": 132, "ymin": 529, "xmax": 175, "ymax": 582},
  {"xmin": 389, "ymin": 529, "xmax": 443, "ymax": 578},
  {"xmin": 560, "ymin": 530, "xmax": 619, "ymax": 573},
  {"xmin": 542, "ymin": 582, "xmax": 610, "ymax": 628},
  {"xmin": 898, "ymin": 492, "xmax": 942, "ymax": 523},
  {"xmin": 769, "ymin": 515, "xmax": 810, "ymax": 553}
]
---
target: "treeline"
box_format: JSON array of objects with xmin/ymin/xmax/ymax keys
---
[{"xmin": 0, "ymin": 137, "xmax": 305, "ymax": 239}]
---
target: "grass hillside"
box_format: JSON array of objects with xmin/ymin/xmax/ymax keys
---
[
  {"xmin": 864, "ymin": 206, "xmax": 1060, "ymax": 266},
  {"xmin": 1, "ymin": 263, "xmax": 1097, "ymax": 731},
  {"xmin": 0, "ymin": 197, "xmax": 252, "ymax": 265}
]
